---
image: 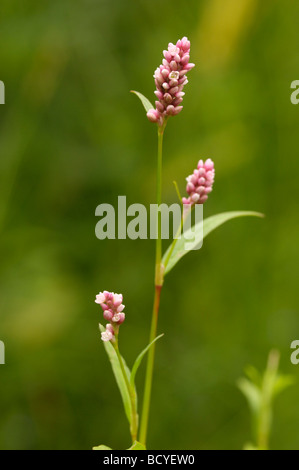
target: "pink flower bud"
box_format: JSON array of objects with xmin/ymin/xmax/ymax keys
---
[
  {"xmin": 154, "ymin": 90, "xmax": 164, "ymax": 100},
  {"xmin": 156, "ymin": 101, "xmax": 165, "ymax": 113},
  {"xmin": 106, "ymin": 323, "xmax": 114, "ymax": 335},
  {"xmin": 169, "ymin": 86, "xmax": 179, "ymax": 95},
  {"xmin": 181, "ymin": 54, "xmax": 190, "ymax": 66},
  {"xmin": 191, "ymin": 193, "xmax": 200, "ymax": 203},
  {"xmin": 163, "ymin": 50, "xmax": 172, "ymax": 62},
  {"xmin": 184, "ymin": 63, "xmax": 195, "ymax": 71},
  {"xmin": 164, "ymin": 93, "xmax": 173, "ymax": 104},
  {"xmin": 112, "ymin": 312, "xmax": 125, "ymax": 324},
  {"xmin": 101, "ymin": 330, "xmax": 113, "ymax": 342},
  {"xmin": 169, "ymin": 79, "xmax": 178, "ymax": 87},
  {"xmin": 101, "ymin": 324, "xmax": 115, "ymax": 342},
  {"xmin": 113, "ymin": 293, "xmax": 123, "ymax": 307},
  {"xmin": 103, "ymin": 309, "xmax": 114, "ymax": 321},
  {"xmin": 147, "ymin": 109, "xmax": 160, "ymax": 123},
  {"xmin": 172, "ymin": 106, "xmax": 183, "ymax": 115},
  {"xmin": 95, "ymin": 292, "xmax": 106, "ymax": 304},
  {"xmin": 166, "ymin": 105, "xmax": 175, "ymax": 115}
]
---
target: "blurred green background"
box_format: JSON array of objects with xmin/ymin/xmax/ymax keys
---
[{"xmin": 1, "ymin": 0, "xmax": 299, "ymax": 450}]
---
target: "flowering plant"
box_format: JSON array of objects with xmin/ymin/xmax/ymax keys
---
[{"xmin": 93, "ymin": 37, "xmax": 263, "ymax": 450}]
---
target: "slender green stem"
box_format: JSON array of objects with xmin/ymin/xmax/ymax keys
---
[
  {"xmin": 173, "ymin": 180, "xmax": 182, "ymax": 203},
  {"xmin": 163, "ymin": 205, "xmax": 192, "ymax": 271},
  {"xmin": 139, "ymin": 285, "xmax": 162, "ymax": 445},
  {"xmin": 114, "ymin": 340, "xmax": 138, "ymax": 444},
  {"xmin": 155, "ymin": 126, "xmax": 164, "ymax": 284},
  {"xmin": 256, "ymin": 350, "xmax": 280, "ymax": 450},
  {"xmin": 139, "ymin": 124, "xmax": 165, "ymax": 445}
]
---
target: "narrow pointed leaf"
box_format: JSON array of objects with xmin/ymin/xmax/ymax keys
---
[
  {"xmin": 244, "ymin": 365, "xmax": 262, "ymax": 387},
  {"xmin": 162, "ymin": 211, "xmax": 264, "ymax": 275},
  {"xmin": 127, "ymin": 441, "xmax": 146, "ymax": 450},
  {"xmin": 131, "ymin": 90, "xmax": 154, "ymax": 113},
  {"xmin": 243, "ymin": 442, "xmax": 259, "ymax": 451},
  {"xmin": 99, "ymin": 324, "xmax": 132, "ymax": 424},
  {"xmin": 93, "ymin": 444, "xmax": 112, "ymax": 450},
  {"xmin": 237, "ymin": 377, "xmax": 261, "ymax": 415},
  {"xmin": 273, "ymin": 374, "xmax": 295, "ymax": 397},
  {"xmin": 130, "ymin": 334, "xmax": 164, "ymax": 388}
]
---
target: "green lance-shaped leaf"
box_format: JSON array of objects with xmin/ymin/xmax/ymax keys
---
[
  {"xmin": 99, "ymin": 324, "xmax": 134, "ymax": 425},
  {"xmin": 244, "ymin": 365, "xmax": 262, "ymax": 387},
  {"xmin": 127, "ymin": 441, "xmax": 147, "ymax": 450},
  {"xmin": 93, "ymin": 444, "xmax": 112, "ymax": 450},
  {"xmin": 93, "ymin": 441, "xmax": 146, "ymax": 450},
  {"xmin": 237, "ymin": 377, "xmax": 261, "ymax": 416},
  {"xmin": 130, "ymin": 334, "xmax": 164, "ymax": 388},
  {"xmin": 131, "ymin": 90, "xmax": 154, "ymax": 113},
  {"xmin": 243, "ymin": 442, "xmax": 260, "ymax": 451},
  {"xmin": 238, "ymin": 350, "xmax": 295, "ymax": 450},
  {"xmin": 273, "ymin": 374, "xmax": 296, "ymax": 398},
  {"xmin": 162, "ymin": 211, "xmax": 264, "ymax": 275}
]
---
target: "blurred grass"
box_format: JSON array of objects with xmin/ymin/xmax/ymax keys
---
[{"xmin": 0, "ymin": 0, "xmax": 299, "ymax": 449}]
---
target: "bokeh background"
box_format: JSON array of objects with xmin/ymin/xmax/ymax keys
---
[{"xmin": 0, "ymin": 0, "xmax": 299, "ymax": 450}]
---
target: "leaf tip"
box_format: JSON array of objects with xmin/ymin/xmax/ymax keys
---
[{"xmin": 130, "ymin": 90, "xmax": 154, "ymax": 113}]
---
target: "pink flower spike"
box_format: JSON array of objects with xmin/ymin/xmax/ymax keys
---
[
  {"xmin": 147, "ymin": 37, "xmax": 195, "ymax": 126},
  {"xmin": 96, "ymin": 290, "xmax": 126, "ymax": 337},
  {"xmin": 183, "ymin": 159, "xmax": 215, "ymax": 206}
]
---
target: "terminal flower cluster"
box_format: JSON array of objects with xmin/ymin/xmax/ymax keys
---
[
  {"xmin": 147, "ymin": 37, "xmax": 195, "ymax": 126},
  {"xmin": 95, "ymin": 291, "xmax": 125, "ymax": 342},
  {"xmin": 182, "ymin": 159, "xmax": 215, "ymax": 205}
]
